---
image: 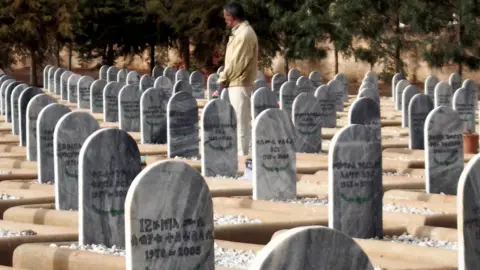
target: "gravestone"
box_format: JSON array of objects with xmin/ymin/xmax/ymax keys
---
[
  {"xmin": 54, "ymin": 68, "xmax": 66, "ymax": 95},
  {"xmin": 365, "ymin": 71, "xmax": 377, "ymax": 79},
  {"xmin": 401, "ymin": 85, "xmax": 420, "ymax": 128},
  {"xmin": 256, "ymin": 70, "xmax": 266, "ymax": 81},
  {"xmin": 425, "ymin": 106, "xmax": 463, "ymax": 195},
  {"xmin": 271, "ymin": 73, "xmax": 287, "ymax": 99},
  {"xmin": 0, "ymin": 79, "xmax": 15, "ymax": 115},
  {"xmin": 163, "ymin": 67, "xmax": 177, "ymax": 83},
  {"xmin": 279, "ymin": 81, "xmax": 298, "ymax": 119},
  {"xmin": 449, "ymin": 72, "xmax": 462, "ymax": 91},
  {"xmin": 151, "ymin": 66, "xmax": 164, "ymax": 78},
  {"xmin": 254, "ymin": 80, "xmax": 268, "ymax": 91},
  {"xmin": 348, "ymin": 97, "xmax": 382, "ymax": 142},
  {"xmin": 48, "ymin": 67, "xmax": 58, "ymax": 92},
  {"xmin": 125, "ymin": 160, "xmax": 214, "ymax": 270},
  {"xmin": 4, "ymin": 81, "xmax": 20, "ymax": 122},
  {"xmin": 117, "ymin": 69, "xmax": 128, "ymax": 83},
  {"xmin": 37, "ymin": 104, "xmax": 71, "ymax": 183},
  {"xmin": 126, "ymin": 70, "xmax": 140, "ymax": 85},
  {"xmin": 60, "ymin": 71, "xmax": 73, "ymax": 100},
  {"xmin": 175, "ymin": 69, "xmax": 190, "ymax": 83},
  {"xmin": 67, "ymin": 74, "xmax": 81, "ymax": 104},
  {"xmin": 19, "ymin": 87, "xmax": 43, "ymax": 146},
  {"xmin": 99, "ymin": 65, "xmax": 109, "ymax": 80},
  {"xmin": 119, "ymin": 85, "xmax": 142, "ymax": 132},
  {"xmin": 358, "ymin": 88, "xmax": 379, "ymax": 105},
  {"xmin": 207, "ymin": 74, "xmax": 219, "ymax": 100},
  {"xmin": 296, "ymin": 76, "xmax": 314, "ymax": 94},
  {"xmin": 434, "ymin": 81, "xmax": 453, "ymax": 107},
  {"xmin": 173, "ymin": 80, "xmax": 193, "ymax": 94},
  {"xmin": 201, "ymin": 99, "xmax": 237, "ymax": 177},
  {"xmin": 79, "ymin": 128, "xmax": 141, "ymax": 247},
  {"xmin": 43, "ymin": 66, "xmax": 52, "ymax": 89},
  {"xmin": 103, "ymin": 81, "xmax": 125, "ymax": 122},
  {"xmin": 167, "ymin": 91, "xmax": 199, "ymax": 158},
  {"xmin": 391, "ymin": 73, "xmax": 404, "ymax": 102},
  {"xmin": 26, "ymin": 94, "xmax": 57, "ymax": 161},
  {"xmin": 190, "ymin": 71, "xmax": 205, "ymax": 98},
  {"xmin": 457, "ymin": 154, "xmax": 480, "ymax": 270},
  {"xmin": 462, "ymin": 79, "xmax": 478, "ymax": 110},
  {"xmin": 288, "ymin": 68, "xmax": 301, "ymax": 82},
  {"xmin": 252, "ymin": 87, "xmax": 277, "ymax": 119},
  {"xmin": 333, "ymin": 73, "xmax": 349, "ymax": 101},
  {"xmin": 140, "ymin": 87, "xmax": 171, "ymax": 144},
  {"xmin": 315, "ymin": 85, "xmax": 336, "ymax": 128},
  {"xmin": 292, "ymin": 93, "xmax": 322, "ymax": 153},
  {"xmin": 328, "ymin": 124, "xmax": 383, "ymax": 238},
  {"xmin": 90, "ymin": 79, "xmax": 107, "ymax": 113},
  {"xmin": 54, "ymin": 112, "xmax": 100, "ymax": 210},
  {"xmin": 328, "ymin": 80, "xmax": 344, "ymax": 112},
  {"xmin": 217, "ymin": 66, "xmax": 224, "ymax": 75},
  {"xmin": 11, "ymin": 84, "xmax": 29, "ymax": 134},
  {"xmin": 107, "ymin": 66, "xmax": 119, "ymax": 83},
  {"xmin": 77, "ymin": 76, "xmax": 94, "ymax": 109},
  {"xmin": 408, "ymin": 94, "xmax": 434, "ymax": 149},
  {"xmin": 250, "ymin": 226, "xmax": 374, "ymax": 270},
  {"xmin": 425, "ymin": 75, "xmax": 439, "ymax": 99},
  {"xmin": 359, "ymin": 82, "xmax": 376, "ymax": 92},
  {"xmin": 220, "ymin": 88, "xmax": 230, "ymax": 103},
  {"xmin": 453, "ymin": 87, "xmax": 476, "ymax": 132},
  {"xmin": 395, "ymin": 79, "xmax": 410, "ymax": 110},
  {"xmin": 153, "ymin": 76, "xmax": 173, "ymax": 94},
  {"xmin": 309, "ymin": 71, "xmax": 322, "ymax": 88},
  {"xmin": 253, "ymin": 109, "xmax": 296, "ymax": 200},
  {"xmin": 139, "ymin": 74, "xmax": 154, "ymax": 91},
  {"xmin": 363, "ymin": 74, "xmax": 377, "ymax": 84}
]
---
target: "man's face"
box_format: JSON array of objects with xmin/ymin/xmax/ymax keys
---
[{"xmin": 223, "ymin": 10, "xmax": 235, "ymax": 28}]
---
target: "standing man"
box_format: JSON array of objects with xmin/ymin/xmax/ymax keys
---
[{"xmin": 219, "ymin": 2, "xmax": 258, "ymax": 156}]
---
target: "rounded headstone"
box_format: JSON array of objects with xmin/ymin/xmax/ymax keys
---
[
  {"xmin": 449, "ymin": 72, "xmax": 462, "ymax": 91},
  {"xmin": 26, "ymin": 94, "xmax": 57, "ymax": 161},
  {"xmin": 139, "ymin": 74, "xmax": 154, "ymax": 91},
  {"xmin": 279, "ymin": 81, "xmax": 298, "ymax": 119},
  {"xmin": 391, "ymin": 73, "xmax": 404, "ymax": 101},
  {"xmin": 408, "ymin": 94, "xmax": 434, "ymax": 150},
  {"xmin": 296, "ymin": 76, "xmax": 314, "ymax": 94},
  {"xmin": 425, "ymin": 75, "xmax": 439, "ymax": 99},
  {"xmin": 207, "ymin": 74, "xmax": 220, "ymax": 100},
  {"xmin": 90, "ymin": 79, "xmax": 107, "ymax": 113},
  {"xmin": 151, "ymin": 66, "xmax": 164, "ymax": 78},
  {"xmin": 173, "ymin": 80, "xmax": 193, "ymax": 95},
  {"xmin": 0, "ymin": 79, "xmax": 15, "ymax": 115},
  {"xmin": 11, "ymin": 84, "xmax": 29, "ymax": 134},
  {"xmin": 309, "ymin": 71, "xmax": 322, "ymax": 88},
  {"xmin": 395, "ymin": 79, "xmax": 410, "ymax": 110},
  {"xmin": 175, "ymin": 69, "xmax": 190, "ymax": 83},
  {"xmin": 434, "ymin": 81, "xmax": 453, "ymax": 108},
  {"xmin": 462, "ymin": 79, "xmax": 478, "ymax": 110},
  {"xmin": 107, "ymin": 66, "xmax": 119, "ymax": 83},
  {"xmin": 453, "ymin": 87, "xmax": 475, "ymax": 133},
  {"xmin": 153, "ymin": 76, "xmax": 173, "ymax": 93},
  {"xmin": 327, "ymin": 80, "xmax": 344, "ymax": 112},
  {"xmin": 4, "ymin": 81, "xmax": 20, "ymax": 122},
  {"xmin": 256, "ymin": 70, "xmax": 266, "ymax": 81},
  {"xmin": 54, "ymin": 68, "xmax": 66, "ymax": 95},
  {"xmin": 43, "ymin": 65, "xmax": 52, "ymax": 89},
  {"xmin": 67, "ymin": 74, "xmax": 81, "ymax": 104},
  {"xmin": 358, "ymin": 88, "xmax": 379, "ymax": 105},
  {"xmin": 216, "ymin": 66, "xmax": 224, "ymax": 75},
  {"xmin": 315, "ymin": 85, "xmax": 336, "ymax": 128},
  {"xmin": 190, "ymin": 71, "xmax": 205, "ymax": 98},
  {"xmin": 271, "ymin": 73, "xmax": 287, "ymax": 99},
  {"xmin": 287, "ymin": 68, "xmax": 300, "ymax": 82},
  {"xmin": 292, "ymin": 93, "xmax": 322, "ymax": 153},
  {"xmin": 333, "ymin": 73, "xmax": 349, "ymax": 101},
  {"xmin": 252, "ymin": 87, "xmax": 277, "ymax": 119},
  {"xmin": 140, "ymin": 87, "xmax": 171, "ymax": 144},
  {"xmin": 48, "ymin": 67, "xmax": 58, "ymax": 92},
  {"xmin": 348, "ymin": 97, "xmax": 381, "ymax": 141},
  {"xmin": 60, "ymin": 71, "xmax": 73, "ymax": 100},
  {"xmin": 19, "ymin": 87, "xmax": 44, "ymax": 146},
  {"xmin": 163, "ymin": 67, "xmax": 177, "ymax": 83},
  {"xmin": 126, "ymin": 70, "xmax": 140, "ymax": 85},
  {"xmin": 103, "ymin": 81, "xmax": 125, "ymax": 122},
  {"xmin": 401, "ymin": 85, "xmax": 420, "ymax": 127},
  {"xmin": 119, "ymin": 85, "xmax": 142, "ymax": 132},
  {"xmin": 99, "ymin": 65, "xmax": 109, "ymax": 80},
  {"xmin": 77, "ymin": 76, "xmax": 95, "ymax": 109},
  {"xmin": 117, "ymin": 69, "xmax": 128, "ymax": 83},
  {"xmin": 254, "ymin": 79, "xmax": 268, "ymax": 91}
]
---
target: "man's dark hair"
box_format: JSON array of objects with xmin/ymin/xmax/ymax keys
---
[{"xmin": 224, "ymin": 3, "xmax": 245, "ymax": 21}]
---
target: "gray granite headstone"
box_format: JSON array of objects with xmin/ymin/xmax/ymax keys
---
[
  {"xmin": 119, "ymin": 85, "xmax": 142, "ymax": 132},
  {"xmin": 453, "ymin": 87, "xmax": 476, "ymax": 133},
  {"xmin": 449, "ymin": 72, "xmax": 462, "ymax": 91},
  {"xmin": 0, "ymin": 79, "xmax": 15, "ymax": 115},
  {"xmin": 67, "ymin": 74, "xmax": 81, "ymax": 104},
  {"xmin": 201, "ymin": 99, "xmax": 237, "ymax": 177},
  {"xmin": 425, "ymin": 106, "xmax": 463, "ymax": 195},
  {"xmin": 288, "ymin": 68, "xmax": 300, "ymax": 82},
  {"xmin": 167, "ymin": 91, "xmax": 199, "ymax": 158},
  {"xmin": 272, "ymin": 73, "xmax": 287, "ymax": 99},
  {"xmin": 175, "ymin": 69, "xmax": 190, "ymax": 83},
  {"xmin": 99, "ymin": 65, "xmax": 109, "ymax": 80},
  {"xmin": 408, "ymin": 93, "xmax": 434, "ymax": 150},
  {"xmin": 279, "ymin": 81, "xmax": 298, "ymax": 119},
  {"xmin": 26, "ymin": 94, "xmax": 57, "ymax": 161},
  {"xmin": 250, "ymin": 226, "xmax": 374, "ymax": 270},
  {"xmin": 152, "ymin": 66, "xmax": 164, "ymax": 78},
  {"xmin": 348, "ymin": 97, "xmax": 382, "ymax": 142},
  {"xmin": 358, "ymin": 88, "xmax": 379, "ymax": 105},
  {"xmin": 107, "ymin": 66, "xmax": 119, "ymax": 83},
  {"xmin": 328, "ymin": 80, "xmax": 344, "ymax": 112},
  {"xmin": 434, "ymin": 81, "xmax": 453, "ymax": 108},
  {"xmin": 4, "ymin": 81, "xmax": 20, "ymax": 122},
  {"xmin": 253, "ymin": 109, "xmax": 296, "ymax": 200},
  {"xmin": 163, "ymin": 67, "xmax": 177, "ymax": 83},
  {"xmin": 54, "ymin": 68, "xmax": 66, "ymax": 95},
  {"xmin": 37, "ymin": 103, "xmax": 71, "ymax": 183},
  {"xmin": 462, "ymin": 79, "xmax": 478, "ymax": 110},
  {"xmin": 103, "ymin": 81, "xmax": 125, "ymax": 122},
  {"xmin": 207, "ymin": 74, "xmax": 219, "ymax": 100},
  {"xmin": 54, "ymin": 112, "xmax": 100, "ymax": 210},
  {"xmin": 117, "ymin": 69, "xmax": 128, "ymax": 83},
  {"xmin": 254, "ymin": 80, "xmax": 268, "ymax": 91},
  {"xmin": 60, "ymin": 71, "xmax": 73, "ymax": 100},
  {"xmin": 292, "ymin": 93, "xmax": 322, "ymax": 153},
  {"xmin": 359, "ymin": 82, "xmax": 376, "ymax": 92},
  {"xmin": 140, "ymin": 87, "xmax": 171, "ymax": 144},
  {"xmin": 256, "ymin": 70, "xmax": 266, "ymax": 81},
  {"xmin": 314, "ymin": 85, "xmax": 336, "ymax": 128},
  {"xmin": 391, "ymin": 73, "xmax": 404, "ymax": 101},
  {"xmin": 333, "ymin": 73, "xmax": 349, "ymax": 101},
  {"xmin": 395, "ymin": 79, "xmax": 410, "ymax": 110},
  {"xmin": 126, "ymin": 70, "xmax": 140, "ymax": 85},
  {"xmin": 11, "ymin": 84, "xmax": 29, "ymax": 134},
  {"xmin": 48, "ymin": 67, "xmax": 58, "ymax": 92},
  {"xmin": 425, "ymin": 75, "xmax": 439, "ymax": 99},
  {"xmin": 79, "ymin": 128, "xmax": 141, "ymax": 247},
  {"xmin": 125, "ymin": 160, "xmax": 214, "ymax": 270},
  {"xmin": 401, "ymin": 85, "xmax": 420, "ymax": 128},
  {"xmin": 90, "ymin": 79, "xmax": 107, "ymax": 113},
  {"xmin": 153, "ymin": 76, "xmax": 173, "ymax": 94},
  {"xmin": 296, "ymin": 76, "xmax": 314, "ymax": 94},
  {"xmin": 252, "ymin": 87, "xmax": 277, "ymax": 119},
  {"xmin": 77, "ymin": 76, "xmax": 94, "ymax": 109},
  {"xmin": 139, "ymin": 74, "xmax": 154, "ymax": 91},
  {"xmin": 309, "ymin": 71, "xmax": 322, "ymax": 88},
  {"xmin": 220, "ymin": 88, "xmax": 230, "ymax": 103},
  {"xmin": 19, "ymin": 87, "xmax": 43, "ymax": 146},
  {"xmin": 43, "ymin": 66, "xmax": 52, "ymax": 89},
  {"xmin": 328, "ymin": 124, "xmax": 383, "ymax": 238},
  {"xmin": 217, "ymin": 66, "xmax": 224, "ymax": 75},
  {"xmin": 190, "ymin": 71, "xmax": 205, "ymax": 98},
  {"xmin": 173, "ymin": 80, "xmax": 193, "ymax": 95},
  {"xmin": 457, "ymin": 154, "xmax": 480, "ymax": 270}
]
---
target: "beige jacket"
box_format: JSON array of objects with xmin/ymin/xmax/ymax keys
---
[{"xmin": 218, "ymin": 21, "xmax": 258, "ymax": 88}]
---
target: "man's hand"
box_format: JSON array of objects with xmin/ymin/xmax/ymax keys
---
[{"xmin": 219, "ymin": 82, "xmax": 228, "ymax": 89}]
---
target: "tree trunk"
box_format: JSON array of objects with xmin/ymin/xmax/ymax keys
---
[
  {"xmin": 106, "ymin": 43, "xmax": 114, "ymax": 66},
  {"xmin": 68, "ymin": 42, "xmax": 73, "ymax": 70},
  {"xmin": 30, "ymin": 46, "xmax": 38, "ymax": 86},
  {"xmin": 181, "ymin": 37, "xmax": 190, "ymax": 70},
  {"xmin": 395, "ymin": 2, "xmax": 402, "ymax": 73},
  {"xmin": 334, "ymin": 47, "xmax": 339, "ymax": 74},
  {"xmin": 56, "ymin": 39, "xmax": 61, "ymax": 67},
  {"xmin": 284, "ymin": 57, "xmax": 289, "ymax": 75},
  {"xmin": 456, "ymin": 12, "xmax": 463, "ymax": 76},
  {"xmin": 149, "ymin": 40, "xmax": 155, "ymax": 73}
]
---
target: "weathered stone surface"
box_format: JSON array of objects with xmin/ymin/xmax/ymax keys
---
[
  {"xmin": 19, "ymin": 87, "xmax": 43, "ymax": 146},
  {"xmin": 140, "ymin": 87, "xmax": 171, "ymax": 144},
  {"xmin": 99, "ymin": 65, "xmax": 109, "ymax": 80},
  {"xmin": 60, "ymin": 71, "xmax": 73, "ymax": 100},
  {"xmin": 107, "ymin": 66, "xmax": 118, "ymax": 83},
  {"xmin": 272, "ymin": 73, "xmax": 287, "ymax": 99},
  {"xmin": 54, "ymin": 68, "xmax": 66, "ymax": 95},
  {"xmin": 4, "ymin": 81, "xmax": 20, "ymax": 122},
  {"xmin": 152, "ymin": 66, "xmax": 164, "ymax": 78},
  {"xmin": 252, "ymin": 87, "xmax": 277, "ymax": 119},
  {"xmin": 26, "ymin": 94, "xmax": 57, "ymax": 161},
  {"xmin": 175, "ymin": 69, "xmax": 190, "ymax": 83},
  {"xmin": 401, "ymin": 85, "xmax": 420, "ymax": 128},
  {"xmin": 395, "ymin": 79, "xmax": 410, "ymax": 110},
  {"xmin": 207, "ymin": 74, "xmax": 219, "ymax": 100},
  {"xmin": 153, "ymin": 76, "xmax": 173, "ymax": 95},
  {"xmin": 67, "ymin": 74, "xmax": 81, "ymax": 104},
  {"xmin": 11, "ymin": 84, "xmax": 29, "ymax": 134},
  {"xmin": 296, "ymin": 76, "xmax": 314, "ymax": 94},
  {"xmin": 357, "ymin": 88, "xmax": 379, "ymax": 105},
  {"xmin": 314, "ymin": 85, "xmax": 336, "ymax": 128},
  {"xmin": 408, "ymin": 94, "xmax": 434, "ymax": 150},
  {"xmin": 434, "ymin": 81, "xmax": 453, "ymax": 108},
  {"xmin": 117, "ymin": 69, "xmax": 128, "ymax": 83},
  {"xmin": 139, "ymin": 74, "xmax": 154, "ymax": 92},
  {"xmin": 425, "ymin": 75, "xmax": 439, "ymax": 99},
  {"xmin": 77, "ymin": 76, "xmax": 94, "ymax": 109},
  {"xmin": 453, "ymin": 87, "xmax": 476, "ymax": 132},
  {"xmin": 391, "ymin": 73, "xmax": 404, "ymax": 102},
  {"xmin": 126, "ymin": 70, "xmax": 140, "ymax": 85},
  {"xmin": 190, "ymin": 71, "xmax": 205, "ymax": 98},
  {"xmin": 292, "ymin": 93, "xmax": 322, "ymax": 153},
  {"xmin": 163, "ymin": 67, "xmax": 177, "ymax": 83},
  {"xmin": 309, "ymin": 71, "xmax": 322, "ymax": 88},
  {"xmin": 348, "ymin": 97, "xmax": 381, "ymax": 142},
  {"xmin": 287, "ymin": 68, "xmax": 300, "ymax": 82},
  {"xmin": 173, "ymin": 80, "xmax": 193, "ymax": 95},
  {"xmin": 103, "ymin": 81, "xmax": 125, "ymax": 122},
  {"xmin": 327, "ymin": 80, "xmax": 344, "ymax": 112},
  {"xmin": 119, "ymin": 85, "xmax": 142, "ymax": 132},
  {"xmin": 90, "ymin": 79, "xmax": 107, "ymax": 114},
  {"xmin": 449, "ymin": 72, "xmax": 462, "ymax": 92},
  {"xmin": 279, "ymin": 81, "xmax": 298, "ymax": 119}
]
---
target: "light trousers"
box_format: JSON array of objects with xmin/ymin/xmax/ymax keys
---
[{"xmin": 228, "ymin": 86, "xmax": 252, "ymax": 156}]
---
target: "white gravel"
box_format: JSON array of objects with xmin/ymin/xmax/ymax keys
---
[
  {"xmin": 0, "ymin": 229, "xmax": 36, "ymax": 237},
  {"xmin": 273, "ymin": 197, "xmax": 328, "ymax": 206},
  {"xmin": 214, "ymin": 243, "xmax": 256, "ymax": 269},
  {"xmin": 0, "ymin": 171, "xmax": 11, "ymax": 175},
  {"xmin": 379, "ymin": 233, "xmax": 457, "ymax": 249},
  {"xmin": 173, "ymin": 156, "xmax": 200, "ymax": 161},
  {"xmin": 383, "ymin": 172, "xmax": 423, "ymax": 178},
  {"xmin": 51, "ymin": 243, "xmax": 126, "ymax": 256},
  {"xmin": 214, "ymin": 215, "xmax": 262, "ymax": 225},
  {"xmin": 0, "ymin": 194, "xmax": 21, "ymax": 200}
]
